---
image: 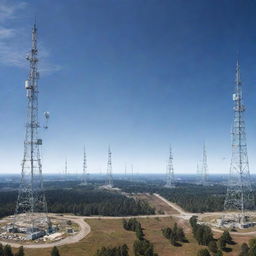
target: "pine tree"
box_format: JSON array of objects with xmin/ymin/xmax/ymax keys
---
[
  {"xmin": 170, "ymin": 232, "xmax": 176, "ymax": 246},
  {"xmin": 0, "ymin": 244, "xmax": 3, "ymax": 256},
  {"xmin": 51, "ymin": 246, "xmax": 60, "ymax": 256},
  {"xmin": 239, "ymin": 243, "xmax": 249, "ymax": 256},
  {"xmin": 173, "ymin": 223, "xmax": 178, "ymax": 239},
  {"xmin": 120, "ymin": 244, "xmax": 128, "ymax": 256},
  {"xmin": 249, "ymin": 238, "xmax": 256, "ymax": 251},
  {"xmin": 162, "ymin": 227, "xmax": 172, "ymax": 239},
  {"xmin": 197, "ymin": 248, "xmax": 210, "ymax": 256},
  {"xmin": 215, "ymin": 250, "xmax": 223, "ymax": 256},
  {"xmin": 222, "ymin": 230, "xmax": 233, "ymax": 244},
  {"xmin": 249, "ymin": 243, "xmax": 256, "ymax": 256},
  {"xmin": 208, "ymin": 240, "xmax": 217, "ymax": 253},
  {"xmin": 3, "ymin": 245, "xmax": 13, "ymax": 256},
  {"xmin": 218, "ymin": 236, "xmax": 226, "ymax": 251},
  {"xmin": 176, "ymin": 227, "xmax": 186, "ymax": 242},
  {"xmin": 15, "ymin": 246, "xmax": 24, "ymax": 256},
  {"xmin": 135, "ymin": 224, "xmax": 144, "ymax": 240},
  {"xmin": 122, "ymin": 219, "xmax": 128, "ymax": 230}
]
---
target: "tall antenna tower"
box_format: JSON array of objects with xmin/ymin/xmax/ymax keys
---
[
  {"xmin": 223, "ymin": 61, "xmax": 254, "ymax": 226},
  {"xmin": 165, "ymin": 146, "xmax": 175, "ymax": 188},
  {"xmin": 131, "ymin": 164, "xmax": 134, "ymax": 182},
  {"xmin": 64, "ymin": 158, "xmax": 68, "ymax": 177},
  {"xmin": 14, "ymin": 23, "xmax": 49, "ymax": 234},
  {"xmin": 81, "ymin": 146, "xmax": 87, "ymax": 185},
  {"xmin": 196, "ymin": 162, "xmax": 200, "ymax": 182},
  {"xmin": 201, "ymin": 143, "xmax": 208, "ymax": 185},
  {"xmin": 124, "ymin": 163, "xmax": 127, "ymax": 179},
  {"xmin": 106, "ymin": 146, "xmax": 113, "ymax": 187}
]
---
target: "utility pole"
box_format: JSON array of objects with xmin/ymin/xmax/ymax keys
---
[
  {"xmin": 223, "ymin": 60, "xmax": 254, "ymax": 227},
  {"xmin": 14, "ymin": 23, "xmax": 49, "ymax": 234}
]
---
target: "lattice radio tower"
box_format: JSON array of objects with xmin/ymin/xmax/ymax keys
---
[
  {"xmin": 223, "ymin": 60, "xmax": 254, "ymax": 223},
  {"xmin": 165, "ymin": 146, "xmax": 175, "ymax": 188},
  {"xmin": 201, "ymin": 143, "xmax": 208, "ymax": 185},
  {"xmin": 64, "ymin": 158, "xmax": 68, "ymax": 176},
  {"xmin": 14, "ymin": 23, "xmax": 49, "ymax": 233},
  {"xmin": 81, "ymin": 146, "xmax": 88, "ymax": 185},
  {"xmin": 106, "ymin": 146, "xmax": 113, "ymax": 187}
]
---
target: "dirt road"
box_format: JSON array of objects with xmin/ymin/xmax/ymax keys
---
[{"xmin": 2, "ymin": 192, "xmax": 256, "ymax": 248}]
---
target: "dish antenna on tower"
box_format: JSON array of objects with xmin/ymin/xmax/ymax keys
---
[{"xmin": 44, "ymin": 111, "xmax": 50, "ymax": 129}]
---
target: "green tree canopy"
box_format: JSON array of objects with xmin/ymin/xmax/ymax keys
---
[
  {"xmin": 51, "ymin": 247, "xmax": 60, "ymax": 256},
  {"xmin": 3, "ymin": 245, "xmax": 13, "ymax": 256},
  {"xmin": 239, "ymin": 243, "xmax": 249, "ymax": 256},
  {"xmin": 208, "ymin": 240, "xmax": 217, "ymax": 253},
  {"xmin": 215, "ymin": 250, "xmax": 223, "ymax": 256},
  {"xmin": 0, "ymin": 244, "xmax": 3, "ymax": 256},
  {"xmin": 15, "ymin": 246, "xmax": 24, "ymax": 256},
  {"xmin": 218, "ymin": 236, "xmax": 226, "ymax": 251},
  {"xmin": 197, "ymin": 248, "xmax": 210, "ymax": 256},
  {"xmin": 222, "ymin": 230, "xmax": 233, "ymax": 244}
]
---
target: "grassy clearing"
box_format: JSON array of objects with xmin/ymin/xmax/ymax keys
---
[
  {"xmin": 23, "ymin": 217, "xmax": 251, "ymax": 256},
  {"xmin": 135, "ymin": 193, "xmax": 179, "ymax": 215}
]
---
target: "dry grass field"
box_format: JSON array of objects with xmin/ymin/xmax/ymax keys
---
[
  {"xmin": 21, "ymin": 216, "xmax": 251, "ymax": 256},
  {"xmin": 135, "ymin": 193, "xmax": 179, "ymax": 215}
]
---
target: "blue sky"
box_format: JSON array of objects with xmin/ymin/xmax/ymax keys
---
[{"xmin": 0, "ymin": 0, "xmax": 256, "ymax": 174}]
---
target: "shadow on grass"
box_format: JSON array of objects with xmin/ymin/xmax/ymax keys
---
[
  {"xmin": 172, "ymin": 242, "xmax": 182, "ymax": 247},
  {"xmin": 223, "ymin": 247, "xmax": 232, "ymax": 252}
]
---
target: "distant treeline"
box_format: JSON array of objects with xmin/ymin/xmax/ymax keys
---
[
  {"xmin": 0, "ymin": 187, "xmax": 155, "ymax": 219},
  {"xmin": 47, "ymin": 188, "xmax": 154, "ymax": 216},
  {"xmin": 116, "ymin": 182, "xmax": 227, "ymax": 213}
]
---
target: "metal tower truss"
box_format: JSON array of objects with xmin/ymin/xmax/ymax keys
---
[
  {"xmin": 165, "ymin": 146, "xmax": 175, "ymax": 188},
  {"xmin": 81, "ymin": 146, "xmax": 88, "ymax": 185},
  {"xmin": 14, "ymin": 24, "xmax": 49, "ymax": 234},
  {"xmin": 106, "ymin": 146, "xmax": 113, "ymax": 187},
  {"xmin": 201, "ymin": 143, "xmax": 208, "ymax": 185},
  {"xmin": 223, "ymin": 61, "xmax": 254, "ymax": 226}
]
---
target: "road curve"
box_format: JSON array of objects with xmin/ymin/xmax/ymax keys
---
[
  {"xmin": 1, "ymin": 193, "xmax": 256, "ymax": 248},
  {"xmin": 0, "ymin": 216, "xmax": 91, "ymax": 249}
]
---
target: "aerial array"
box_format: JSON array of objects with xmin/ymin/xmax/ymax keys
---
[{"xmin": 0, "ymin": 22, "xmax": 255, "ymax": 248}]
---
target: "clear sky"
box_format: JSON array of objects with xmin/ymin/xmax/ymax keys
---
[{"xmin": 0, "ymin": 0, "xmax": 256, "ymax": 174}]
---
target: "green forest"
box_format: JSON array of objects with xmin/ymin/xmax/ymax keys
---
[
  {"xmin": 0, "ymin": 186, "xmax": 155, "ymax": 218},
  {"xmin": 117, "ymin": 181, "xmax": 227, "ymax": 212}
]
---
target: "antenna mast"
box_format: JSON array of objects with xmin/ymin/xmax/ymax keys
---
[
  {"xmin": 106, "ymin": 146, "xmax": 113, "ymax": 187},
  {"xmin": 65, "ymin": 158, "xmax": 68, "ymax": 176},
  {"xmin": 201, "ymin": 143, "xmax": 208, "ymax": 185},
  {"xmin": 15, "ymin": 23, "xmax": 49, "ymax": 234},
  {"xmin": 223, "ymin": 60, "xmax": 254, "ymax": 227},
  {"xmin": 165, "ymin": 146, "xmax": 175, "ymax": 188},
  {"xmin": 81, "ymin": 146, "xmax": 87, "ymax": 185}
]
